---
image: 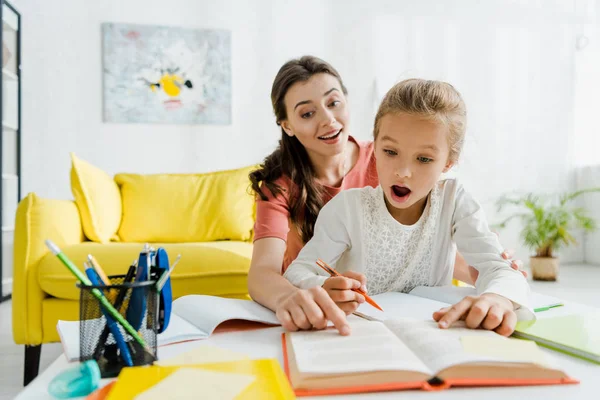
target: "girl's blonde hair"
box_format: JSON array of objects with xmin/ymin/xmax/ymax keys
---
[{"xmin": 373, "ymin": 79, "xmax": 467, "ymax": 163}]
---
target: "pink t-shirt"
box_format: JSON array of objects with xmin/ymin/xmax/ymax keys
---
[{"xmin": 253, "ymin": 137, "xmax": 379, "ymax": 273}]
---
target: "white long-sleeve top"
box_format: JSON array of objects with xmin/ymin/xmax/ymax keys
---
[{"xmin": 283, "ymin": 179, "xmax": 533, "ymax": 316}]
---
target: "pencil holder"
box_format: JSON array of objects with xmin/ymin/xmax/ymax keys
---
[{"xmin": 77, "ymin": 274, "xmax": 159, "ymax": 378}]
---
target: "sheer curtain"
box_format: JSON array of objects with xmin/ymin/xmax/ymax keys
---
[
  {"xmin": 354, "ymin": 0, "xmax": 587, "ymax": 262},
  {"xmin": 573, "ymin": 0, "xmax": 600, "ymax": 263}
]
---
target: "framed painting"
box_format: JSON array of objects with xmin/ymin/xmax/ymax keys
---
[{"xmin": 102, "ymin": 23, "xmax": 231, "ymax": 124}]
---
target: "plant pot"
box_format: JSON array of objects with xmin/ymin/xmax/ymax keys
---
[{"xmin": 530, "ymin": 257, "xmax": 559, "ymax": 281}]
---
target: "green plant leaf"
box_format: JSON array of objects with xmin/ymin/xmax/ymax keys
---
[{"xmin": 495, "ymin": 186, "xmax": 600, "ymax": 254}]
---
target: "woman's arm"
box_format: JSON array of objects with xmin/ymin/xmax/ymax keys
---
[
  {"xmin": 248, "ymin": 238, "xmax": 350, "ymax": 334},
  {"xmin": 453, "ymin": 244, "xmax": 527, "ymax": 285},
  {"xmin": 247, "ymin": 237, "xmax": 293, "ymax": 310}
]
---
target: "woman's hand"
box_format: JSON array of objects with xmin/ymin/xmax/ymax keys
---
[
  {"xmin": 275, "ymin": 286, "xmax": 351, "ymax": 335},
  {"xmin": 432, "ymin": 293, "xmax": 517, "ymax": 336},
  {"xmin": 465, "ymin": 249, "xmax": 527, "ymax": 284},
  {"xmin": 322, "ymin": 271, "xmax": 368, "ymax": 314}
]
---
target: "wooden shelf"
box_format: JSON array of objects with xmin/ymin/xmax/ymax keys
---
[{"xmin": 2, "ymin": 68, "xmax": 17, "ymax": 81}]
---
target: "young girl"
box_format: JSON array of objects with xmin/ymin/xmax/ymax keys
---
[{"xmin": 283, "ymin": 79, "xmax": 533, "ymax": 336}]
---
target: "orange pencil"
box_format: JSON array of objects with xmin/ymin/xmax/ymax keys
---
[{"xmin": 316, "ymin": 259, "xmax": 384, "ymax": 312}]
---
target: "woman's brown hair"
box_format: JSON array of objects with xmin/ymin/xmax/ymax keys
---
[{"xmin": 249, "ymin": 56, "xmax": 348, "ymax": 243}]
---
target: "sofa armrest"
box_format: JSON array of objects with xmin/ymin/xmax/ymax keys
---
[{"xmin": 12, "ymin": 193, "xmax": 85, "ymax": 345}]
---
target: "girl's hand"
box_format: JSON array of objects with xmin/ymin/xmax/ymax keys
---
[
  {"xmin": 432, "ymin": 293, "xmax": 517, "ymax": 336},
  {"xmin": 275, "ymin": 286, "xmax": 351, "ymax": 335},
  {"xmin": 467, "ymin": 249, "xmax": 527, "ymax": 283},
  {"xmin": 322, "ymin": 271, "xmax": 367, "ymax": 315}
]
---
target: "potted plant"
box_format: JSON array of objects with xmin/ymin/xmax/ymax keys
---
[{"xmin": 495, "ymin": 188, "xmax": 600, "ymax": 281}]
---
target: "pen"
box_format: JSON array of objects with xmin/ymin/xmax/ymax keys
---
[
  {"xmin": 45, "ymin": 240, "xmax": 150, "ymax": 351},
  {"xmin": 87, "ymin": 254, "xmax": 110, "ymax": 286},
  {"xmin": 534, "ymin": 303, "xmax": 564, "ymax": 313},
  {"xmin": 93, "ymin": 260, "xmax": 138, "ymax": 360},
  {"xmin": 128, "ymin": 245, "xmax": 151, "ymax": 331},
  {"xmin": 87, "ymin": 254, "xmax": 116, "ymax": 302},
  {"xmin": 156, "ymin": 254, "xmax": 181, "ymax": 292},
  {"xmin": 316, "ymin": 258, "xmax": 384, "ymax": 312},
  {"xmin": 84, "ymin": 262, "xmax": 133, "ymax": 367}
]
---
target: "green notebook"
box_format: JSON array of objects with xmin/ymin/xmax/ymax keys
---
[{"xmin": 514, "ymin": 313, "xmax": 600, "ymax": 364}]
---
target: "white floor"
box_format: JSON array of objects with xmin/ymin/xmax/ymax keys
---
[{"xmin": 1, "ymin": 264, "xmax": 599, "ymax": 400}]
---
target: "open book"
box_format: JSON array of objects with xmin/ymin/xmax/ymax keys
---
[
  {"xmin": 159, "ymin": 295, "xmax": 280, "ymax": 344},
  {"xmin": 282, "ymin": 318, "xmax": 578, "ymax": 396}
]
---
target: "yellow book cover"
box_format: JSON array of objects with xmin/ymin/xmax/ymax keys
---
[{"xmin": 106, "ymin": 358, "xmax": 295, "ymax": 400}]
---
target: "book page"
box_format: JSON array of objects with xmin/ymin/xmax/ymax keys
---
[
  {"xmin": 57, "ymin": 320, "xmax": 81, "ymax": 362},
  {"xmin": 384, "ymin": 318, "xmax": 552, "ymax": 374},
  {"xmin": 289, "ymin": 319, "xmax": 431, "ymax": 375},
  {"xmin": 172, "ymin": 295, "xmax": 281, "ymax": 336},
  {"xmin": 355, "ymin": 292, "xmax": 449, "ymax": 321},
  {"xmin": 461, "ymin": 336, "xmax": 552, "ymax": 367},
  {"xmin": 157, "ymin": 314, "xmax": 207, "ymax": 346}
]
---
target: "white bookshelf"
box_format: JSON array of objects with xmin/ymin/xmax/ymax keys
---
[
  {"xmin": 1, "ymin": 67, "xmax": 16, "ymax": 81},
  {"xmin": 2, "ymin": 120, "xmax": 16, "ymax": 130},
  {"xmin": 1, "ymin": 1, "xmax": 19, "ymax": 300}
]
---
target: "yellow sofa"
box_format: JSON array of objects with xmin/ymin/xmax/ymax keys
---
[{"xmin": 12, "ymin": 155, "xmax": 257, "ymax": 385}]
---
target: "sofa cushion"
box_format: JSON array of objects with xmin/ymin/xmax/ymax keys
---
[
  {"xmin": 38, "ymin": 242, "xmax": 253, "ymax": 301},
  {"xmin": 115, "ymin": 165, "xmax": 256, "ymax": 243},
  {"xmin": 70, "ymin": 153, "xmax": 122, "ymax": 243}
]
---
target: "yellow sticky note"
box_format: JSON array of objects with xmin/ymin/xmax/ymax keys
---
[
  {"xmin": 461, "ymin": 335, "xmax": 550, "ymax": 367},
  {"xmin": 134, "ymin": 368, "xmax": 255, "ymax": 400},
  {"xmin": 156, "ymin": 345, "xmax": 249, "ymax": 366}
]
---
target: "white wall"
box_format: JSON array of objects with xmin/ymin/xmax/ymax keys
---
[
  {"xmin": 8, "ymin": 0, "xmax": 597, "ymax": 263},
  {"xmin": 10, "ymin": 0, "xmax": 331, "ymax": 201},
  {"xmin": 328, "ymin": 0, "xmax": 592, "ymax": 264}
]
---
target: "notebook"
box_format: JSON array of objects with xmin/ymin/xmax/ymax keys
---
[
  {"xmin": 105, "ymin": 358, "xmax": 296, "ymax": 400},
  {"xmin": 58, "ymin": 295, "xmax": 280, "ymax": 362},
  {"xmin": 282, "ymin": 318, "xmax": 578, "ymax": 397},
  {"xmin": 513, "ymin": 312, "xmax": 600, "ymax": 364}
]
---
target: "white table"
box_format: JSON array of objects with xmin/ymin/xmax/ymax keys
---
[{"xmin": 16, "ymin": 298, "xmax": 600, "ymax": 400}]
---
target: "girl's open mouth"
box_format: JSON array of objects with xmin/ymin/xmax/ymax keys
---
[{"xmin": 391, "ymin": 185, "xmax": 412, "ymax": 203}]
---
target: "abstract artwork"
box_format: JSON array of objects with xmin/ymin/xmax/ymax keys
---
[{"xmin": 102, "ymin": 23, "xmax": 231, "ymax": 124}]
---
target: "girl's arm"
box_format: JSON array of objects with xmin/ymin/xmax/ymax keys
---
[
  {"xmin": 450, "ymin": 184, "xmax": 531, "ymax": 308},
  {"xmin": 283, "ymin": 193, "xmax": 367, "ymax": 315},
  {"xmin": 283, "ymin": 193, "xmax": 354, "ymax": 288},
  {"xmin": 248, "ymin": 182, "xmax": 353, "ymax": 334},
  {"xmin": 434, "ymin": 182, "xmax": 534, "ymax": 335}
]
